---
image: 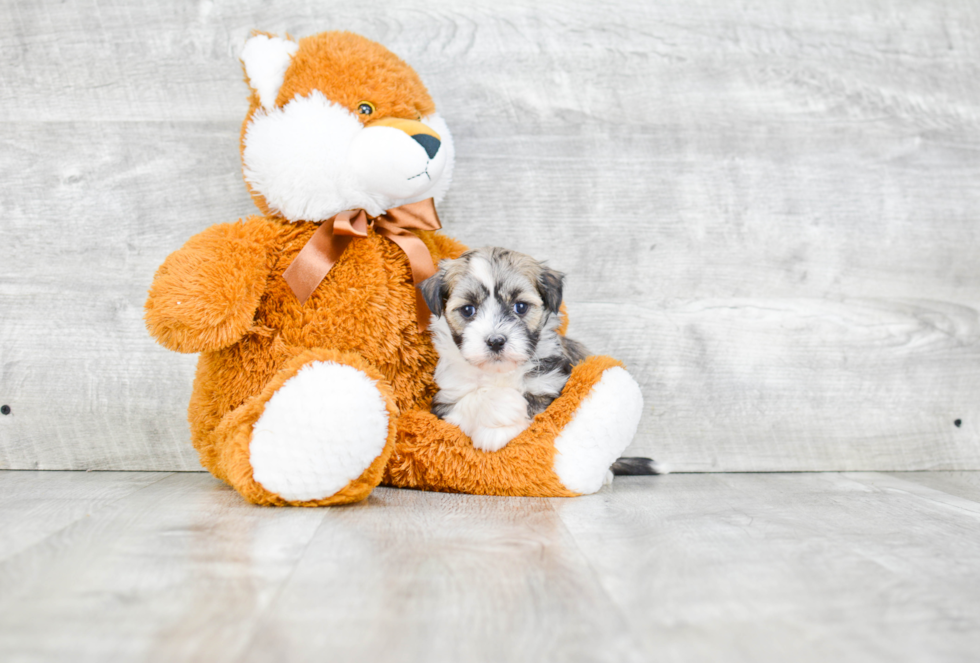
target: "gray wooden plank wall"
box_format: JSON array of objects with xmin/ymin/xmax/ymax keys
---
[{"xmin": 0, "ymin": 0, "xmax": 978, "ymax": 471}]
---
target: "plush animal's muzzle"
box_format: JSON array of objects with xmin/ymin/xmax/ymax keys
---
[
  {"xmin": 349, "ymin": 117, "xmax": 448, "ymax": 199},
  {"xmin": 367, "ymin": 117, "xmax": 442, "ymax": 158}
]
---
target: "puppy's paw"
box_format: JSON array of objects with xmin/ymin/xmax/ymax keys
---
[{"xmin": 468, "ymin": 422, "xmax": 529, "ymax": 452}]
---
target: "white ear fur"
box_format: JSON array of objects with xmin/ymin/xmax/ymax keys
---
[{"xmin": 240, "ymin": 34, "xmax": 299, "ymax": 109}]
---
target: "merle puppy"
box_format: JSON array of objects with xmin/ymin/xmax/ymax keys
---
[
  {"xmin": 419, "ymin": 245, "xmax": 665, "ymax": 488},
  {"xmin": 418, "ymin": 247, "xmax": 585, "ymax": 451}
]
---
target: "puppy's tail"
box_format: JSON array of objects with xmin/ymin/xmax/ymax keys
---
[{"xmin": 610, "ymin": 457, "xmax": 670, "ymax": 476}]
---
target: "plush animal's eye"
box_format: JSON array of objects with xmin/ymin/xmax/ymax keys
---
[
  {"xmin": 357, "ymin": 101, "xmax": 375, "ymax": 116},
  {"xmin": 514, "ymin": 302, "xmax": 529, "ymax": 315},
  {"xmin": 459, "ymin": 305, "xmax": 476, "ymax": 319}
]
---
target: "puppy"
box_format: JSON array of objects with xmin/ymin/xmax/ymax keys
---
[{"xmin": 418, "ymin": 247, "xmax": 588, "ymax": 452}]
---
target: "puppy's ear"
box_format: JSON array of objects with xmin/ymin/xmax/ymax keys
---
[
  {"xmin": 418, "ymin": 271, "xmax": 448, "ymax": 318},
  {"xmin": 537, "ymin": 266, "xmax": 565, "ymax": 314}
]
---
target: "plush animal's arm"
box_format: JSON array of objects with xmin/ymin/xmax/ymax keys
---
[
  {"xmin": 145, "ymin": 218, "xmax": 276, "ymax": 354},
  {"xmin": 386, "ymin": 355, "xmax": 643, "ymax": 496}
]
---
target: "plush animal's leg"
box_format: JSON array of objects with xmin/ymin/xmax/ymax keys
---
[
  {"xmin": 385, "ymin": 356, "xmax": 643, "ymax": 497},
  {"xmin": 211, "ymin": 348, "xmax": 398, "ymax": 506}
]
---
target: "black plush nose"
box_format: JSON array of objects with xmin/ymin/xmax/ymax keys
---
[
  {"xmin": 486, "ymin": 335, "xmax": 507, "ymax": 353},
  {"xmin": 412, "ymin": 133, "xmax": 441, "ymax": 159}
]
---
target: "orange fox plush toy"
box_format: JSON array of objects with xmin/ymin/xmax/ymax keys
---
[{"xmin": 145, "ymin": 31, "xmax": 645, "ymax": 506}]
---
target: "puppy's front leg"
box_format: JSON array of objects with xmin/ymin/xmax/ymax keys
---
[
  {"xmin": 469, "ymin": 421, "xmax": 531, "ymax": 453},
  {"xmin": 444, "ymin": 386, "xmax": 531, "ymax": 452}
]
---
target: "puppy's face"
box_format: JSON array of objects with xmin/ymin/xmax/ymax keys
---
[{"xmin": 419, "ymin": 247, "xmax": 564, "ymax": 372}]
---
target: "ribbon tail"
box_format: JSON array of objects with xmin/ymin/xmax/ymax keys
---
[
  {"xmin": 282, "ymin": 221, "xmax": 354, "ymax": 304},
  {"xmin": 380, "ymin": 230, "xmax": 438, "ymax": 332},
  {"xmin": 414, "ymin": 287, "xmax": 432, "ymax": 332}
]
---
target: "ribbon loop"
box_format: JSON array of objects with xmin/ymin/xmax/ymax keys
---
[
  {"xmin": 281, "ymin": 198, "xmax": 442, "ymax": 332},
  {"xmin": 332, "ymin": 209, "xmax": 370, "ymax": 238}
]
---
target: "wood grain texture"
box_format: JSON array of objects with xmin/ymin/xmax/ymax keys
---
[
  {"xmin": 0, "ymin": 470, "xmax": 170, "ymax": 561},
  {"xmin": 0, "ymin": 122, "xmax": 252, "ymax": 470},
  {"xmin": 0, "ymin": 472, "xmax": 326, "ymax": 663},
  {"xmin": 2, "ymin": 470, "xmax": 980, "ymax": 662},
  {"xmin": 885, "ymin": 470, "xmax": 980, "ymax": 503},
  {"xmin": 553, "ymin": 472, "xmax": 980, "ymax": 663},
  {"xmin": 242, "ymin": 488, "xmax": 642, "ymax": 663},
  {"xmin": 0, "ymin": 0, "xmax": 978, "ymax": 470},
  {"xmin": 570, "ymin": 298, "xmax": 980, "ymax": 470}
]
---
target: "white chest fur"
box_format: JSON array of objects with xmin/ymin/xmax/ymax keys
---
[
  {"xmin": 441, "ymin": 374, "xmax": 532, "ymax": 452},
  {"xmin": 431, "ymin": 318, "xmax": 533, "ymax": 452}
]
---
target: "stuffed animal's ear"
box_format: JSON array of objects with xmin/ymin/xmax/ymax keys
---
[
  {"xmin": 418, "ymin": 271, "xmax": 448, "ymax": 318},
  {"xmin": 537, "ymin": 266, "xmax": 565, "ymax": 315},
  {"xmin": 240, "ymin": 33, "xmax": 299, "ymax": 109}
]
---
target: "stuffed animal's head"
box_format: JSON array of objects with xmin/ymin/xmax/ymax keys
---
[{"xmin": 239, "ymin": 31, "xmax": 454, "ymax": 221}]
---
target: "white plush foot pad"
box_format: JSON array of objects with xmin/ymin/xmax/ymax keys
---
[
  {"xmin": 553, "ymin": 367, "xmax": 644, "ymax": 495},
  {"xmin": 250, "ymin": 361, "xmax": 390, "ymax": 501}
]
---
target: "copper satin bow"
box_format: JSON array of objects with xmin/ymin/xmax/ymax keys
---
[{"xmin": 281, "ymin": 198, "xmax": 442, "ymax": 331}]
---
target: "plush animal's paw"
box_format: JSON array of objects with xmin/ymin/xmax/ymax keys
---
[
  {"xmin": 552, "ymin": 366, "xmax": 644, "ymax": 495},
  {"xmin": 249, "ymin": 360, "xmax": 392, "ymax": 502}
]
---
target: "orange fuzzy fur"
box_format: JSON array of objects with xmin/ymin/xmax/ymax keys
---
[
  {"xmin": 385, "ymin": 355, "xmax": 624, "ymax": 497},
  {"xmin": 145, "ymin": 31, "xmax": 624, "ymax": 505}
]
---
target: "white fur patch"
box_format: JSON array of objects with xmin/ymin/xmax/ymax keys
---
[
  {"xmin": 243, "ymin": 91, "xmax": 363, "ymax": 221},
  {"xmin": 249, "ymin": 361, "xmax": 389, "ymax": 501},
  {"xmin": 447, "ymin": 390, "xmax": 530, "ymax": 452},
  {"xmin": 469, "ymin": 253, "xmax": 495, "ymax": 292},
  {"xmin": 553, "ymin": 367, "xmax": 644, "ymax": 494},
  {"xmin": 240, "ymin": 35, "xmax": 299, "ymax": 109},
  {"xmin": 242, "ymin": 95, "xmax": 457, "ymax": 220}
]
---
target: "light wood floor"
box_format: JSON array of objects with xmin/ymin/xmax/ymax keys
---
[{"xmin": 1, "ymin": 471, "xmax": 978, "ymax": 662}]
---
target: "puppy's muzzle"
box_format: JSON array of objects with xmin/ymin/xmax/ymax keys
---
[
  {"xmin": 486, "ymin": 335, "xmax": 507, "ymax": 353},
  {"xmin": 367, "ymin": 117, "xmax": 441, "ymax": 158}
]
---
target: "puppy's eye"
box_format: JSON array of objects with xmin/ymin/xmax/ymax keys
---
[
  {"xmin": 459, "ymin": 305, "xmax": 476, "ymax": 319},
  {"xmin": 514, "ymin": 302, "xmax": 529, "ymax": 315},
  {"xmin": 357, "ymin": 101, "xmax": 375, "ymax": 116}
]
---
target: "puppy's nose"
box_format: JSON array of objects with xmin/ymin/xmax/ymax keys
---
[
  {"xmin": 412, "ymin": 134, "xmax": 441, "ymax": 159},
  {"xmin": 486, "ymin": 335, "xmax": 507, "ymax": 353}
]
